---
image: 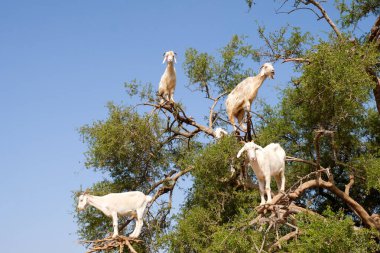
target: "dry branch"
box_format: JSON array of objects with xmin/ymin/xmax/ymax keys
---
[
  {"xmin": 287, "ymin": 178, "xmax": 380, "ymax": 230},
  {"xmin": 269, "ymin": 230, "xmax": 299, "ymax": 252},
  {"xmin": 282, "ymin": 57, "xmax": 311, "ymax": 63},
  {"xmin": 80, "ymin": 235, "xmax": 142, "ymax": 253},
  {"xmin": 143, "ymin": 102, "xmax": 216, "ymax": 138}
]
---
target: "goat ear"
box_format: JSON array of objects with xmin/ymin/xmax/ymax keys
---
[
  {"xmin": 162, "ymin": 56, "xmax": 167, "ymax": 64},
  {"xmin": 237, "ymin": 146, "xmax": 246, "ymax": 158}
]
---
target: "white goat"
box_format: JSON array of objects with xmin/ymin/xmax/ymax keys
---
[
  {"xmin": 158, "ymin": 51, "xmax": 177, "ymax": 103},
  {"xmin": 214, "ymin": 127, "xmax": 228, "ymax": 139},
  {"xmin": 237, "ymin": 141, "xmax": 286, "ymax": 205},
  {"xmin": 77, "ymin": 191, "xmax": 152, "ymax": 238},
  {"xmin": 226, "ymin": 63, "xmax": 275, "ymax": 131}
]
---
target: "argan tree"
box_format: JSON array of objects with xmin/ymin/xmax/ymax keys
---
[{"xmin": 74, "ymin": 1, "xmax": 380, "ymax": 252}]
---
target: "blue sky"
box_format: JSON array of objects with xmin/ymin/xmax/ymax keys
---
[{"xmin": 0, "ymin": 1, "xmax": 376, "ymax": 252}]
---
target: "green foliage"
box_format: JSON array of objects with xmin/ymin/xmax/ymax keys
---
[
  {"xmin": 184, "ymin": 35, "xmax": 258, "ymax": 94},
  {"xmin": 74, "ymin": 2, "xmax": 380, "ymax": 251},
  {"xmin": 254, "ymin": 37, "xmax": 380, "ymax": 213},
  {"xmin": 257, "ymin": 25, "xmax": 314, "ymax": 62},
  {"xmin": 125, "ymin": 79, "xmax": 156, "ymax": 103},
  {"xmin": 353, "ymin": 154, "xmax": 380, "ymax": 192},
  {"xmin": 164, "ymin": 136, "xmax": 263, "ymax": 252},
  {"xmin": 336, "ymin": 0, "xmax": 380, "ymax": 27},
  {"xmin": 284, "ymin": 209, "xmax": 380, "ymax": 252},
  {"xmin": 80, "ymin": 102, "xmax": 169, "ymax": 190},
  {"xmin": 294, "ymin": 39, "xmax": 377, "ymax": 131},
  {"xmin": 184, "ymin": 48, "xmax": 215, "ymax": 92},
  {"xmin": 260, "ymin": 38, "xmax": 380, "ymax": 159}
]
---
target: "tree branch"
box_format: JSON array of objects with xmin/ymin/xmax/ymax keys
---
[
  {"xmin": 269, "ymin": 230, "xmax": 299, "ymax": 252},
  {"xmin": 368, "ymin": 15, "xmax": 380, "ymax": 46},
  {"xmin": 282, "ymin": 57, "xmax": 311, "ymax": 63},
  {"xmin": 288, "ymin": 179, "xmax": 380, "ymax": 230},
  {"xmin": 208, "ymin": 92, "xmax": 227, "ymax": 128},
  {"xmin": 306, "ymin": 0, "xmax": 342, "ymax": 38},
  {"xmin": 344, "ymin": 174, "xmax": 355, "ymax": 196}
]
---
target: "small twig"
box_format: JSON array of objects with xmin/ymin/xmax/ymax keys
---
[{"xmin": 209, "ymin": 92, "xmax": 227, "ymax": 128}]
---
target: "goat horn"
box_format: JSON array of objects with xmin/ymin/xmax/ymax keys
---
[{"xmin": 163, "ymin": 52, "xmax": 166, "ymax": 56}]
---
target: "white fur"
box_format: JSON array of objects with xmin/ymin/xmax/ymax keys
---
[
  {"xmin": 226, "ymin": 63, "xmax": 274, "ymax": 131},
  {"xmin": 77, "ymin": 191, "xmax": 152, "ymax": 238},
  {"xmin": 158, "ymin": 51, "xmax": 177, "ymax": 103},
  {"xmin": 237, "ymin": 141, "xmax": 285, "ymax": 205},
  {"xmin": 214, "ymin": 127, "xmax": 228, "ymax": 139}
]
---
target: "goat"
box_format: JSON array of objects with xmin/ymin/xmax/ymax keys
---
[
  {"xmin": 158, "ymin": 51, "xmax": 177, "ymax": 103},
  {"xmin": 77, "ymin": 191, "xmax": 152, "ymax": 238},
  {"xmin": 237, "ymin": 141, "xmax": 285, "ymax": 205},
  {"xmin": 214, "ymin": 127, "xmax": 228, "ymax": 139},
  {"xmin": 226, "ymin": 63, "xmax": 275, "ymax": 131}
]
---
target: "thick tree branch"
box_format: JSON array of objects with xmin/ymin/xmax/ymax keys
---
[
  {"xmin": 143, "ymin": 102, "xmax": 216, "ymax": 138},
  {"xmin": 368, "ymin": 16, "xmax": 380, "ymax": 46},
  {"xmin": 269, "ymin": 230, "xmax": 299, "ymax": 252},
  {"xmin": 344, "ymin": 174, "xmax": 355, "ymax": 196},
  {"xmin": 288, "ymin": 179, "xmax": 380, "ymax": 230},
  {"xmin": 282, "ymin": 57, "xmax": 311, "ymax": 63}
]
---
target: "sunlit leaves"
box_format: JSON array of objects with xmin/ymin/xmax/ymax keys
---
[
  {"xmin": 80, "ymin": 103, "xmax": 168, "ymax": 190},
  {"xmin": 284, "ymin": 209, "xmax": 380, "ymax": 252},
  {"xmin": 184, "ymin": 35, "xmax": 258, "ymax": 94}
]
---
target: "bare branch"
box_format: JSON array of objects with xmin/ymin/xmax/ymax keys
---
[
  {"xmin": 258, "ymin": 27, "xmax": 277, "ymax": 58},
  {"xmin": 269, "ymin": 230, "xmax": 299, "ymax": 252},
  {"xmin": 282, "ymin": 57, "xmax": 311, "ymax": 64},
  {"xmin": 288, "ymin": 179, "xmax": 380, "ymax": 230},
  {"xmin": 276, "ymin": 6, "xmax": 322, "ymax": 19},
  {"xmin": 276, "ymin": 0, "xmax": 342, "ymax": 38},
  {"xmin": 306, "ymin": 0, "xmax": 342, "ymax": 38},
  {"xmin": 209, "ymin": 92, "xmax": 227, "ymax": 128},
  {"xmin": 143, "ymin": 102, "xmax": 216, "ymax": 138},
  {"xmin": 368, "ymin": 15, "xmax": 380, "ymax": 45}
]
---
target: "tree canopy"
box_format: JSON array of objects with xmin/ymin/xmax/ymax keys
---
[{"xmin": 74, "ymin": 1, "xmax": 380, "ymax": 252}]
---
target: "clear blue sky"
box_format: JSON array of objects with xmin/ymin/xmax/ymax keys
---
[{"xmin": 0, "ymin": 1, "xmax": 376, "ymax": 252}]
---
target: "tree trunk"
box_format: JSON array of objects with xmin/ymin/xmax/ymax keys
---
[{"xmin": 369, "ymin": 16, "xmax": 380, "ymax": 114}]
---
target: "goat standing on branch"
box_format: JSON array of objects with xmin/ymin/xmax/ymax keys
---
[
  {"xmin": 158, "ymin": 51, "xmax": 177, "ymax": 103},
  {"xmin": 226, "ymin": 63, "xmax": 275, "ymax": 132},
  {"xmin": 77, "ymin": 191, "xmax": 152, "ymax": 238},
  {"xmin": 237, "ymin": 141, "xmax": 286, "ymax": 205}
]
